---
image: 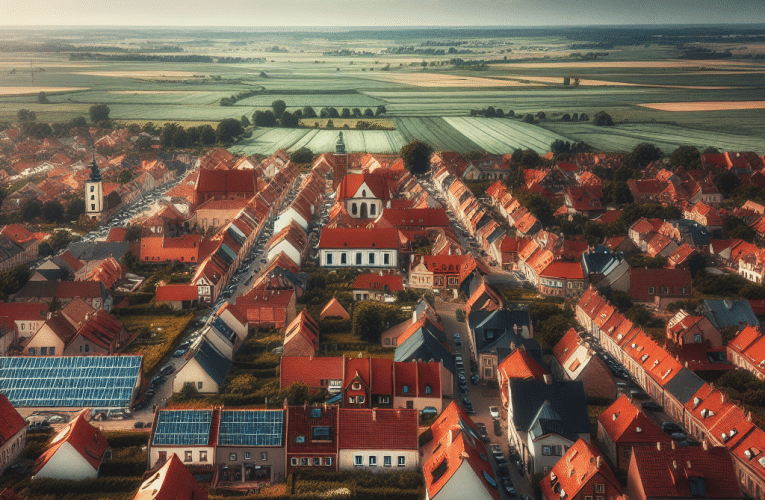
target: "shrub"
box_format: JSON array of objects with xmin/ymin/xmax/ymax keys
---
[{"xmin": 455, "ymin": 308, "xmax": 466, "ymax": 322}]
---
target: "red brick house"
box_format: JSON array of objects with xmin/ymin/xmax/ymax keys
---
[
  {"xmin": 155, "ymin": 284, "xmax": 199, "ymax": 310},
  {"xmin": 235, "ymin": 288, "xmax": 296, "ymax": 329},
  {"xmin": 352, "ymin": 273, "xmax": 404, "ymax": 302},
  {"xmin": 538, "ymin": 261, "xmax": 585, "ymax": 297},
  {"xmin": 282, "ymin": 310, "xmax": 319, "ymax": 358},
  {"xmin": 541, "ymin": 438, "xmax": 622, "ymax": 500},
  {"xmin": 285, "ymin": 405, "xmax": 339, "ymax": 474},
  {"xmin": 629, "ymin": 268, "xmax": 692, "ymax": 307},
  {"xmin": 552, "ymin": 329, "xmax": 617, "ymax": 400},
  {"xmin": 193, "ymin": 169, "xmax": 257, "ymax": 207},
  {"xmin": 626, "ymin": 444, "xmax": 742, "ymax": 500},
  {"xmin": 597, "ymin": 395, "xmax": 669, "ymax": 471},
  {"xmin": 666, "ymin": 310, "xmax": 721, "ymax": 348}
]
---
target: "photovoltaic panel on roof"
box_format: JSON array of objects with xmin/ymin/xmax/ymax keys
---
[
  {"xmin": 218, "ymin": 410, "xmax": 284, "ymax": 447},
  {"xmin": 0, "ymin": 356, "xmax": 141, "ymax": 408},
  {"xmin": 153, "ymin": 410, "xmax": 212, "ymax": 446}
]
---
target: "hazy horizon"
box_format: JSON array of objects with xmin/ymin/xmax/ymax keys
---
[{"xmin": 3, "ymin": 0, "xmax": 764, "ymax": 28}]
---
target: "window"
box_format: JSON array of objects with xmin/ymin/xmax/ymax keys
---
[
  {"xmin": 41, "ymin": 347, "xmax": 47, "ymax": 355},
  {"xmin": 197, "ymin": 382, "xmax": 203, "ymax": 390},
  {"xmin": 185, "ymin": 451, "xmax": 193, "ymax": 462},
  {"xmin": 352, "ymin": 382, "xmax": 361, "ymax": 390},
  {"xmin": 623, "ymin": 448, "xmax": 631, "ymax": 459},
  {"xmin": 90, "ymin": 186, "xmax": 95, "ymax": 192},
  {"xmin": 28, "ymin": 348, "xmax": 35, "ymax": 356},
  {"xmin": 356, "ymin": 253, "xmax": 362, "ymax": 265},
  {"xmin": 85, "ymin": 344, "xmax": 89, "ymax": 353},
  {"xmin": 661, "ymin": 287, "xmax": 669, "ymax": 294},
  {"xmin": 291, "ymin": 458, "xmax": 298, "ymax": 466},
  {"xmin": 49, "ymin": 347, "xmax": 55, "ymax": 355},
  {"xmin": 91, "ymin": 204, "xmax": 96, "ymax": 211},
  {"xmin": 341, "ymin": 253, "xmax": 347, "ymax": 265},
  {"xmin": 484, "ymin": 367, "xmax": 493, "ymax": 379},
  {"xmin": 301, "ymin": 458, "xmax": 309, "ymax": 466},
  {"xmin": 90, "ymin": 195, "xmax": 95, "ymax": 201},
  {"xmin": 370, "ymin": 204, "xmax": 376, "ymax": 216},
  {"xmin": 326, "ymin": 253, "xmax": 333, "ymax": 265},
  {"xmin": 313, "ymin": 457, "xmax": 322, "ymax": 466},
  {"xmin": 383, "ymin": 253, "xmax": 390, "ymax": 265},
  {"xmin": 369, "ymin": 253, "xmax": 375, "ymax": 265},
  {"xmin": 648, "ymin": 287, "xmax": 655, "ymax": 295},
  {"xmin": 369, "ymin": 456, "xmax": 377, "ymax": 467},
  {"xmin": 357, "ymin": 395, "xmax": 365, "ymax": 404},
  {"xmin": 245, "ymin": 452, "xmax": 251, "ymax": 460},
  {"xmin": 230, "ymin": 453, "xmax": 238, "ymax": 461},
  {"xmin": 326, "ymin": 457, "xmax": 333, "ymax": 466},
  {"xmin": 425, "ymin": 385, "xmax": 432, "ymax": 394},
  {"xmin": 313, "ymin": 427, "xmax": 332, "ymax": 441},
  {"xmin": 694, "ymin": 334, "xmax": 703, "ymax": 343},
  {"xmin": 595, "ymin": 484, "xmax": 605, "ymax": 493},
  {"xmin": 354, "ymin": 455, "xmax": 363, "ymax": 466},
  {"xmin": 543, "ymin": 445, "xmax": 552, "ymax": 456},
  {"xmin": 296, "ymin": 436, "xmax": 305, "ymax": 443},
  {"xmin": 403, "ymin": 385, "xmax": 409, "ymax": 394},
  {"xmin": 384, "ymin": 456, "xmax": 392, "ymax": 467},
  {"xmin": 200, "ymin": 451, "xmax": 207, "ymax": 462},
  {"xmin": 398, "ymin": 456, "xmax": 406, "ymax": 467},
  {"xmin": 379, "ymin": 396, "xmax": 390, "ymax": 404},
  {"xmin": 261, "ymin": 452, "xmax": 268, "ymax": 461},
  {"xmin": 682, "ymin": 287, "xmax": 688, "ymax": 294},
  {"xmin": 311, "ymin": 408, "xmax": 322, "ymax": 418},
  {"xmin": 351, "ymin": 203, "xmax": 358, "ymax": 216},
  {"xmin": 586, "ymin": 497, "xmax": 593, "ymax": 500}
]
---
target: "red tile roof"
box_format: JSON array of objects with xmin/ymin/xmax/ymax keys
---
[
  {"xmin": 497, "ymin": 347, "xmax": 549, "ymax": 382},
  {"xmin": 280, "ymin": 356, "xmax": 344, "ymax": 389},
  {"xmin": 318, "ymin": 228, "xmax": 399, "ymax": 249},
  {"xmin": 56, "ymin": 280, "xmax": 104, "ymax": 300},
  {"xmin": 320, "ymin": 298, "xmax": 350, "ymax": 320},
  {"xmin": 33, "ymin": 410, "xmax": 107, "ymax": 476},
  {"xmin": 337, "ymin": 408, "xmax": 418, "ymax": 450},
  {"xmin": 352, "ymin": 273, "xmax": 404, "ymax": 292},
  {"xmin": 553, "ymin": 329, "xmax": 582, "ymax": 365},
  {"xmin": 631, "ymin": 445, "xmax": 740, "ymax": 499},
  {"xmin": 156, "ymin": 285, "xmax": 198, "ymax": 302},
  {"xmin": 0, "ymin": 395, "xmax": 26, "ymax": 448},
  {"xmin": 598, "ymin": 395, "xmax": 669, "ymax": 445},
  {"xmin": 216, "ymin": 303, "xmax": 247, "ymax": 327},
  {"xmin": 0, "ymin": 490, "xmax": 20, "ymax": 500},
  {"xmin": 134, "ymin": 453, "xmax": 207, "ymax": 500},
  {"xmin": 541, "ymin": 439, "xmax": 621, "ymax": 500},
  {"xmin": 540, "ymin": 261, "xmax": 583, "ymax": 280},
  {"xmin": 337, "ymin": 172, "xmax": 390, "ymax": 201},
  {"xmin": 286, "ymin": 405, "xmax": 339, "ymax": 455}
]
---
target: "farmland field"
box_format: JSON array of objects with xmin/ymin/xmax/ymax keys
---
[
  {"xmin": 541, "ymin": 122, "xmax": 765, "ymax": 154},
  {"xmin": 230, "ymin": 128, "xmax": 407, "ymax": 155},
  {"xmin": 443, "ymin": 117, "xmax": 571, "ymax": 154},
  {"xmin": 395, "ymin": 117, "xmax": 483, "ymax": 153}
]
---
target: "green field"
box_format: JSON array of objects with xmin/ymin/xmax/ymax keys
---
[
  {"xmin": 231, "ymin": 127, "xmax": 407, "ymax": 155},
  {"xmin": 1, "ymin": 26, "xmax": 765, "ymax": 154}
]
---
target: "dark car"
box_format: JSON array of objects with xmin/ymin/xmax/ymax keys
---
[
  {"xmin": 641, "ymin": 401, "xmax": 663, "ymax": 412},
  {"xmin": 671, "ymin": 431, "xmax": 688, "ymax": 441},
  {"xmin": 160, "ymin": 363, "xmax": 176, "ymax": 376},
  {"xmin": 501, "ymin": 478, "xmax": 516, "ymax": 497},
  {"xmin": 471, "ymin": 374, "xmax": 480, "ymax": 385},
  {"xmin": 662, "ymin": 422, "xmax": 684, "ymax": 435},
  {"xmin": 678, "ymin": 439, "xmax": 701, "ymax": 447},
  {"xmin": 134, "ymin": 421, "xmax": 146, "ymax": 429},
  {"xmin": 150, "ymin": 375, "xmax": 167, "ymax": 388},
  {"xmin": 475, "ymin": 422, "xmax": 490, "ymax": 442},
  {"xmin": 496, "ymin": 463, "xmax": 511, "ymax": 478}
]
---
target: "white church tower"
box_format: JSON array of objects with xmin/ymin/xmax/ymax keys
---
[{"xmin": 85, "ymin": 152, "xmax": 103, "ymax": 222}]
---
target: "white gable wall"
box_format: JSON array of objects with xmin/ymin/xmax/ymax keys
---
[
  {"xmin": 34, "ymin": 441, "xmax": 98, "ymax": 480},
  {"xmin": 432, "ymin": 460, "xmax": 496, "ymax": 500},
  {"xmin": 173, "ymin": 358, "xmax": 219, "ymax": 394}
]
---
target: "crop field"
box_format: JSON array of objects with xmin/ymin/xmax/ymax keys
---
[
  {"xmin": 639, "ymin": 101, "xmax": 765, "ymax": 112},
  {"xmin": 395, "ymin": 117, "xmax": 483, "ymax": 153},
  {"xmin": 541, "ymin": 122, "xmax": 765, "ymax": 154},
  {"xmin": 443, "ymin": 117, "xmax": 571, "ymax": 154},
  {"xmin": 230, "ymin": 128, "xmax": 407, "ymax": 155}
]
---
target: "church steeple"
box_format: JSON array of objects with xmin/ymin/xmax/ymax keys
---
[
  {"xmin": 88, "ymin": 151, "xmax": 102, "ymax": 182},
  {"xmin": 335, "ymin": 132, "xmax": 347, "ymax": 155}
]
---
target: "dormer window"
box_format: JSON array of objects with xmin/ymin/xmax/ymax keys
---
[
  {"xmin": 425, "ymin": 385, "xmax": 432, "ymax": 394},
  {"xmin": 403, "ymin": 385, "xmax": 409, "ymax": 394},
  {"xmin": 352, "ymin": 382, "xmax": 361, "ymax": 391}
]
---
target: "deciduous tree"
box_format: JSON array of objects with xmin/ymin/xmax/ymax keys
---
[{"xmin": 400, "ymin": 140, "xmax": 434, "ymax": 176}]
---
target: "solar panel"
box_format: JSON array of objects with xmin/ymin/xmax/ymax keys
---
[
  {"xmin": 218, "ymin": 410, "xmax": 284, "ymax": 447},
  {"xmin": 153, "ymin": 410, "xmax": 212, "ymax": 446},
  {"xmin": 0, "ymin": 356, "xmax": 141, "ymax": 408}
]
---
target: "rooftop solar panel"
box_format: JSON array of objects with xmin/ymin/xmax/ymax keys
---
[
  {"xmin": 0, "ymin": 356, "xmax": 141, "ymax": 408},
  {"xmin": 218, "ymin": 410, "xmax": 284, "ymax": 447},
  {"xmin": 153, "ymin": 410, "xmax": 212, "ymax": 446}
]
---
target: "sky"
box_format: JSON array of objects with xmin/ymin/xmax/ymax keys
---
[{"xmin": 1, "ymin": 0, "xmax": 764, "ymax": 26}]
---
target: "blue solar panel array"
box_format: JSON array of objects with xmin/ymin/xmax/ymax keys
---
[
  {"xmin": 153, "ymin": 410, "xmax": 212, "ymax": 446},
  {"xmin": 0, "ymin": 356, "xmax": 141, "ymax": 408},
  {"xmin": 218, "ymin": 410, "xmax": 284, "ymax": 447}
]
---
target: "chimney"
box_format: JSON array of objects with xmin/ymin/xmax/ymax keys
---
[
  {"xmin": 656, "ymin": 442, "xmax": 661, "ymax": 451},
  {"xmin": 303, "ymin": 401, "xmax": 307, "ymax": 411},
  {"xmin": 671, "ymin": 440, "xmax": 676, "ymax": 450},
  {"xmin": 672, "ymin": 460, "xmax": 678, "ymax": 469},
  {"xmin": 595, "ymin": 456, "xmax": 602, "ymax": 468},
  {"xmin": 702, "ymin": 439, "xmax": 709, "ymax": 451},
  {"xmin": 372, "ymin": 410, "xmax": 376, "ymax": 422}
]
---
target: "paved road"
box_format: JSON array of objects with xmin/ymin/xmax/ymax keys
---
[{"xmin": 436, "ymin": 297, "xmax": 533, "ymax": 499}]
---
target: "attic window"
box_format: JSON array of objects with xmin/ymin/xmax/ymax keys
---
[
  {"xmin": 730, "ymin": 429, "xmax": 738, "ymax": 438},
  {"xmin": 693, "ymin": 397, "xmax": 701, "ymax": 407},
  {"xmin": 631, "ymin": 343, "xmax": 637, "ymax": 349},
  {"xmin": 311, "ymin": 408, "xmax": 322, "ymax": 418},
  {"xmin": 758, "ymin": 457, "xmax": 765, "ymax": 468},
  {"xmin": 431, "ymin": 458, "xmax": 449, "ymax": 482},
  {"xmin": 641, "ymin": 354, "xmax": 649, "ymax": 362}
]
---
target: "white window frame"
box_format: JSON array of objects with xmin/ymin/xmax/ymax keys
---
[
  {"xmin": 354, "ymin": 455, "xmax": 363, "ymax": 466},
  {"xmin": 398, "ymin": 456, "xmax": 406, "ymax": 467}
]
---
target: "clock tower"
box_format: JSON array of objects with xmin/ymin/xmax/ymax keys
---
[{"xmin": 85, "ymin": 153, "xmax": 103, "ymax": 222}]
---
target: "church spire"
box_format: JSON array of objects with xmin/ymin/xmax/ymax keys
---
[
  {"xmin": 88, "ymin": 151, "xmax": 102, "ymax": 182},
  {"xmin": 335, "ymin": 132, "xmax": 346, "ymax": 155}
]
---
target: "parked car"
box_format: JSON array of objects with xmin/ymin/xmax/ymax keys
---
[
  {"xmin": 134, "ymin": 421, "xmax": 146, "ymax": 429},
  {"xmin": 641, "ymin": 401, "xmax": 663, "ymax": 412},
  {"xmin": 461, "ymin": 397, "xmax": 475, "ymax": 414},
  {"xmin": 150, "ymin": 375, "xmax": 167, "ymax": 388},
  {"xmin": 476, "ymin": 422, "xmax": 490, "ymax": 442},
  {"xmin": 501, "ymin": 478, "xmax": 516, "ymax": 496},
  {"xmin": 489, "ymin": 406, "xmax": 500, "ymax": 419},
  {"xmin": 453, "ymin": 333, "xmax": 462, "ymax": 346},
  {"xmin": 471, "ymin": 374, "xmax": 480, "ymax": 386},
  {"xmin": 671, "ymin": 431, "xmax": 688, "ymax": 441},
  {"xmin": 496, "ymin": 463, "xmax": 511, "ymax": 478},
  {"xmin": 678, "ymin": 439, "xmax": 701, "ymax": 447},
  {"xmin": 160, "ymin": 363, "xmax": 176, "ymax": 376}
]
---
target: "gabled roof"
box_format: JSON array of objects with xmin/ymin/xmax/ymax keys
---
[
  {"xmin": 497, "ymin": 347, "xmax": 548, "ymax": 383},
  {"xmin": 540, "ymin": 261, "xmax": 583, "ymax": 280},
  {"xmin": 33, "ymin": 410, "xmax": 107, "ymax": 476},
  {"xmin": 394, "ymin": 327, "xmax": 454, "ymax": 373},
  {"xmin": 598, "ymin": 395, "xmax": 669, "ymax": 444},
  {"xmin": 134, "ymin": 453, "xmax": 207, "ymax": 500},
  {"xmin": 338, "ymin": 408, "xmax": 418, "ymax": 450},
  {"xmin": 663, "ymin": 367, "xmax": 706, "ymax": 405},
  {"xmin": 155, "ymin": 285, "xmax": 198, "ymax": 302},
  {"xmin": 279, "ymin": 356, "xmax": 344, "ymax": 388},
  {"xmin": 337, "ymin": 172, "xmax": 390, "ymax": 201},
  {"xmin": 0, "ymin": 394, "xmax": 26, "ymax": 447},
  {"xmin": 193, "ymin": 338, "xmax": 232, "ymax": 387},
  {"xmin": 352, "ymin": 273, "xmax": 404, "ymax": 292},
  {"xmin": 541, "ymin": 439, "xmax": 621, "ymax": 500},
  {"xmin": 552, "ymin": 329, "xmax": 582, "ymax": 365},
  {"xmin": 701, "ymin": 299, "xmax": 760, "ymax": 329},
  {"xmin": 320, "ymin": 297, "xmax": 351, "ymax": 320},
  {"xmin": 508, "ymin": 379, "xmax": 589, "ymax": 435},
  {"xmin": 631, "ymin": 445, "xmax": 740, "ymax": 499},
  {"xmin": 286, "ymin": 405, "xmax": 339, "ymax": 455},
  {"xmin": 318, "ymin": 228, "xmax": 399, "ymax": 249}
]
